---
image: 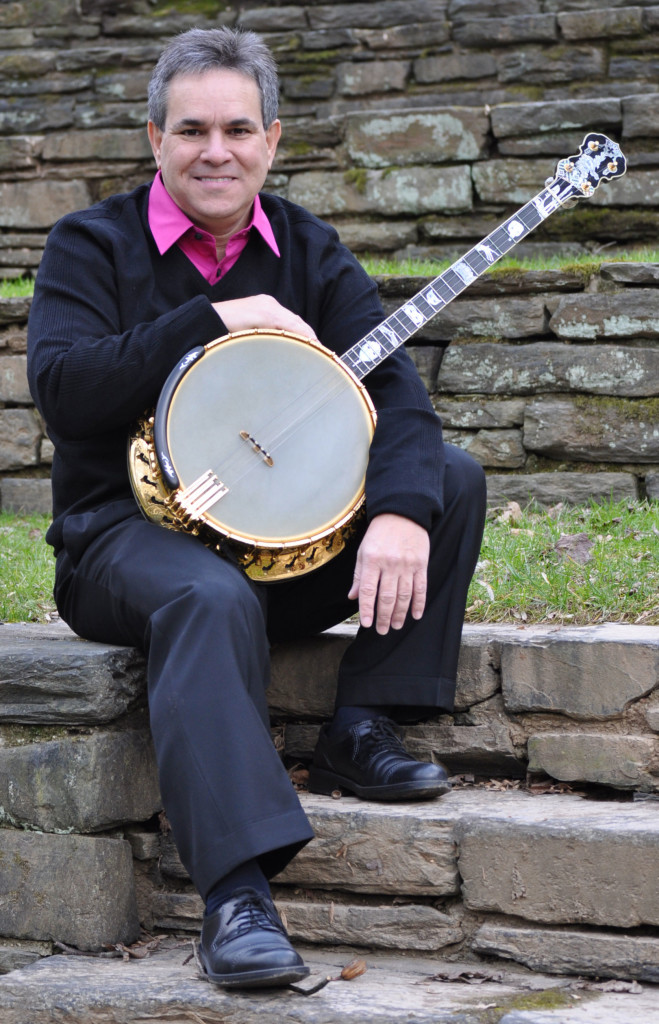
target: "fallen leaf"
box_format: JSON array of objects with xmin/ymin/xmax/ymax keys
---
[{"xmin": 554, "ymin": 532, "xmax": 594, "ymax": 564}]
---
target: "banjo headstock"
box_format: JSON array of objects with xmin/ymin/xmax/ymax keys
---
[{"xmin": 551, "ymin": 132, "xmax": 627, "ymax": 204}]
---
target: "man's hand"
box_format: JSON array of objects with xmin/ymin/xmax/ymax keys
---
[
  {"xmin": 348, "ymin": 513, "xmax": 429, "ymax": 635},
  {"xmin": 212, "ymin": 295, "xmax": 317, "ymax": 339}
]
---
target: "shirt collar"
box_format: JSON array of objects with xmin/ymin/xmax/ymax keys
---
[{"xmin": 147, "ymin": 170, "xmax": 279, "ymax": 258}]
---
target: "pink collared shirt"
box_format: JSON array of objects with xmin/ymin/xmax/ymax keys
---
[{"xmin": 147, "ymin": 171, "xmax": 280, "ymax": 283}]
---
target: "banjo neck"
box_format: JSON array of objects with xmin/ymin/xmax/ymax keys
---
[{"xmin": 340, "ymin": 132, "xmax": 626, "ymax": 382}]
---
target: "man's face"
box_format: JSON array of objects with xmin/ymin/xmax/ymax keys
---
[{"xmin": 148, "ymin": 68, "xmax": 281, "ymax": 238}]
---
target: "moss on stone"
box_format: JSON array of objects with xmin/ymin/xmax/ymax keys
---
[
  {"xmin": 0, "ymin": 724, "xmax": 84, "ymax": 747},
  {"xmin": 148, "ymin": 0, "xmax": 227, "ymax": 15},
  {"xmin": 344, "ymin": 167, "xmax": 368, "ymax": 194},
  {"xmin": 572, "ymin": 394, "xmax": 659, "ymax": 422}
]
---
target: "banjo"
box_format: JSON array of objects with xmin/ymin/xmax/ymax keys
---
[{"xmin": 129, "ymin": 133, "xmax": 626, "ymax": 582}]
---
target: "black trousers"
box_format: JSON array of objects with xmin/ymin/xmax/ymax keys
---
[{"xmin": 55, "ymin": 445, "xmax": 486, "ymax": 900}]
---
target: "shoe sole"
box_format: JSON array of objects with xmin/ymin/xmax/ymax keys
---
[
  {"xmin": 307, "ymin": 767, "xmax": 451, "ymax": 801},
  {"xmin": 202, "ymin": 962, "xmax": 311, "ymax": 989}
]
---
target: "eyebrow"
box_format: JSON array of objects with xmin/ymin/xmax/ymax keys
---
[{"xmin": 169, "ymin": 116, "xmax": 260, "ymax": 132}]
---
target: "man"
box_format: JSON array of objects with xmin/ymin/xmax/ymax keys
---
[{"xmin": 28, "ymin": 27, "xmax": 486, "ymax": 990}]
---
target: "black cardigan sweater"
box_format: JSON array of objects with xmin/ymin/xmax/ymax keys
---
[{"xmin": 27, "ymin": 185, "xmax": 445, "ymax": 560}]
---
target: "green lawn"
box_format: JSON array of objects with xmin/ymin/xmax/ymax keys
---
[{"xmin": 2, "ymin": 499, "xmax": 657, "ymax": 625}]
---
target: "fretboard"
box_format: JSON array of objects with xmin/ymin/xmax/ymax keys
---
[{"xmin": 341, "ymin": 177, "xmax": 579, "ymax": 381}]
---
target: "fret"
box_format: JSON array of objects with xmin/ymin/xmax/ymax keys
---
[{"xmin": 440, "ymin": 267, "xmax": 466, "ymax": 296}]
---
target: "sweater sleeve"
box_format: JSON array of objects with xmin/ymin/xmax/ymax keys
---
[
  {"xmin": 27, "ymin": 210, "xmax": 225, "ymax": 441},
  {"xmin": 308, "ymin": 231, "xmax": 445, "ymax": 529}
]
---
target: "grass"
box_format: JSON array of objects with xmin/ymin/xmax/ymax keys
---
[
  {"xmin": 1, "ymin": 499, "xmax": 657, "ymax": 625},
  {"xmin": 0, "ymin": 512, "xmax": 56, "ymax": 623},
  {"xmin": 467, "ymin": 497, "xmax": 659, "ymax": 626},
  {"xmin": 359, "ymin": 247, "xmax": 659, "ymax": 278},
  {"xmin": 0, "ymin": 277, "xmax": 35, "ymax": 298},
  {"xmin": 2, "ymin": 250, "xmax": 658, "ymax": 299}
]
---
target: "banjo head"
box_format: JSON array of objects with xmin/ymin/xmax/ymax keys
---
[{"xmin": 154, "ymin": 329, "xmax": 376, "ymax": 553}]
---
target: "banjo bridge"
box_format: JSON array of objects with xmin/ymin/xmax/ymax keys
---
[{"xmin": 240, "ymin": 429, "xmax": 274, "ymax": 466}]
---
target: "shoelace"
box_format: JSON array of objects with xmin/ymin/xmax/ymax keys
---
[
  {"xmin": 225, "ymin": 890, "xmax": 284, "ymax": 939},
  {"xmin": 360, "ymin": 717, "xmax": 411, "ymax": 760}
]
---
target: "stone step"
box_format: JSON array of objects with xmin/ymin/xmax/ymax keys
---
[
  {"xmin": 0, "ymin": 941, "xmax": 658, "ymax": 1024},
  {"xmin": 132, "ymin": 790, "xmax": 659, "ymax": 982},
  {"xmin": 0, "ymin": 622, "xmax": 658, "ymax": 984},
  {"xmin": 2, "ymin": 620, "xmax": 658, "ymax": 789}
]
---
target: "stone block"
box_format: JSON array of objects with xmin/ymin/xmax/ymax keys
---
[
  {"xmin": 443, "ymin": 428, "xmax": 527, "ymax": 469},
  {"xmin": 281, "ymin": 899, "xmax": 463, "ymax": 952},
  {"xmin": 426, "ymin": 297, "xmax": 547, "ymax": 343},
  {"xmin": 0, "ymin": 354, "xmax": 30, "ymax": 403},
  {"xmin": 42, "ymin": 127, "xmax": 152, "ymax": 162},
  {"xmin": 558, "ymin": 7, "xmax": 643, "ymax": 40},
  {"xmin": 0, "ymin": 478, "xmax": 52, "ymax": 515},
  {"xmin": 0, "ymin": 180, "xmax": 89, "ymax": 229},
  {"xmin": 485, "ymin": 471, "xmax": 638, "ymax": 507},
  {"xmin": 0, "ymin": 136, "xmax": 43, "ymax": 171},
  {"xmin": 433, "ymin": 397, "xmax": 526, "ymax": 430},
  {"xmin": 0, "ymin": 939, "xmax": 51, "ymax": 976},
  {"xmin": 491, "ymin": 98, "xmax": 621, "ymax": 139},
  {"xmin": 457, "ymin": 800, "xmax": 659, "ymax": 926},
  {"xmin": 345, "ymin": 108, "xmax": 488, "ymax": 168},
  {"xmin": 307, "ymin": 1, "xmax": 446, "ymax": 30},
  {"xmin": 0, "ymin": 623, "xmax": 146, "ymax": 724},
  {"xmin": 647, "ymin": 470, "xmax": 659, "ymax": 499},
  {"xmin": 152, "ymin": 890, "xmax": 463, "ymax": 952},
  {"xmin": 473, "ymin": 156, "xmax": 578, "ymax": 204},
  {"xmin": 268, "ymin": 624, "xmax": 353, "ymax": 719},
  {"xmin": 589, "ymin": 168, "xmax": 659, "ymax": 206},
  {"xmin": 0, "ymin": 830, "xmax": 139, "ymax": 950},
  {"xmin": 354, "ymin": 21, "xmax": 450, "ymax": 50},
  {"xmin": 549, "ymin": 289, "xmax": 659, "ymax": 339},
  {"xmin": 0, "ymin": 408, "xmax": 41, "ymax": 470},
  {"xmin": 500, "ymin": 624, "xmax": 659, "ymax": 719},
  {"xmin": 622, "ymin": 94, "xmax": 659, "ymax": 138},
  {"xmin": 454, "ymin": 14, "xmax": 557, "ymax": 47},
  {"xmin": 473, "ymin": 923, "xmax": 659, "ymax": 983},
  {"xmin": 0, "ymin": 297, "xmax": 32, "ymax": 326},
  {"xmin": 404, "ymin": 710, "xmax": 526, "ymax": 777},
  {"xmin": 450, "ymin": 0, "xmax": 540, "ymax": 20},
  {"xmin": 601, "ymin": 261, "xmax": 659, "ymax": 285},
  {"xmin": 274, "ymin": 794, "xmax": 460, "ymax": 896},
  {"xmin": 437, "ymin": 341, "xmax": 659, "ymax": 397},
  {"xmin": 528, "ymin": 732, "xmax": 659, "ymax": 791},
  {"xmin": 523, "ymin": 395, "xmax": 659, "ymax": 463},
  {"xmin": 497, "ymin": 44, "xmax": 606, "ymax": 85},
  {"xmin": 0, "ymin": 724, "xmax": 161, "ymax": 832},
  {"xmin": 288, "ymin": 165, "xmax": 472, "ymax": 217},
  {"xmin": 236, "ymin": 5, "xmax": 307, "ymax": 31},
  {"xmin": 414, "ymin": 52, "xmax": 497, "ymax": 84},
  {"xmin": 408, "ymin": 345, "xmax": 445, "ymax": 392},
  {"xmin": 336, "ymin": 60, "xmax": 409, "ymax": 97}
]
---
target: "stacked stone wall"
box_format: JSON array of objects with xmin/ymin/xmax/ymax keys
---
[{"xmin": 1, "ymin": 0, "xmax": 659, "ymax": 505}]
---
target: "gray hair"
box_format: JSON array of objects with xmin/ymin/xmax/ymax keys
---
[{"xmin": 148, "ymin": 27, "xmax": 279, "ymax": 130}]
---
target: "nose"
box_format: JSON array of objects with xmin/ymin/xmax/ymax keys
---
[{"xmin": 201, "ymin": 129, "xmax": 230, "ymax": 163}]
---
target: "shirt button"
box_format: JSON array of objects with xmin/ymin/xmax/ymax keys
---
[{"xmin": 194, "ymin": 232, "xmax": 203, "ymax": 240}]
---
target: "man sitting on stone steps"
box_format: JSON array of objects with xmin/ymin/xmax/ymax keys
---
[{"xmin": 27, "ymin": 27, "xmax": 486, "ymax": 991}]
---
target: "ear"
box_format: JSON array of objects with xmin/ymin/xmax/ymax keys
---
[
  {"xmin": 147, "ymin": 121, "xmax": 163, "ymax": 168},
  {"xmin": 265, "ymin": 119, "xmax": 281, "ymax": 169}
]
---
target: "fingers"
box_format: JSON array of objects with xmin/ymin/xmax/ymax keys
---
[
  {"xmin": 212, "ymin": 295, "xmax": 317, "ymax": 339},
  {"xmin": 349, "ymin": 514, "xmax": 429, "ymax": 635}
]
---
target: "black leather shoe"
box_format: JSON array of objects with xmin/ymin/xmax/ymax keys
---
[
  {"xmin": 199, "ymin": 887, "xmax": 309, "ymax": 989},
  {"xmin": 308, "ymin": 716, "xmax": 451, "ymax": 801}
]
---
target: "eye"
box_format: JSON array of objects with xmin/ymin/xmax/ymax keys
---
[{"xmin": 181, "ymin": 128, "xmax": 202, "ymax": 137}]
